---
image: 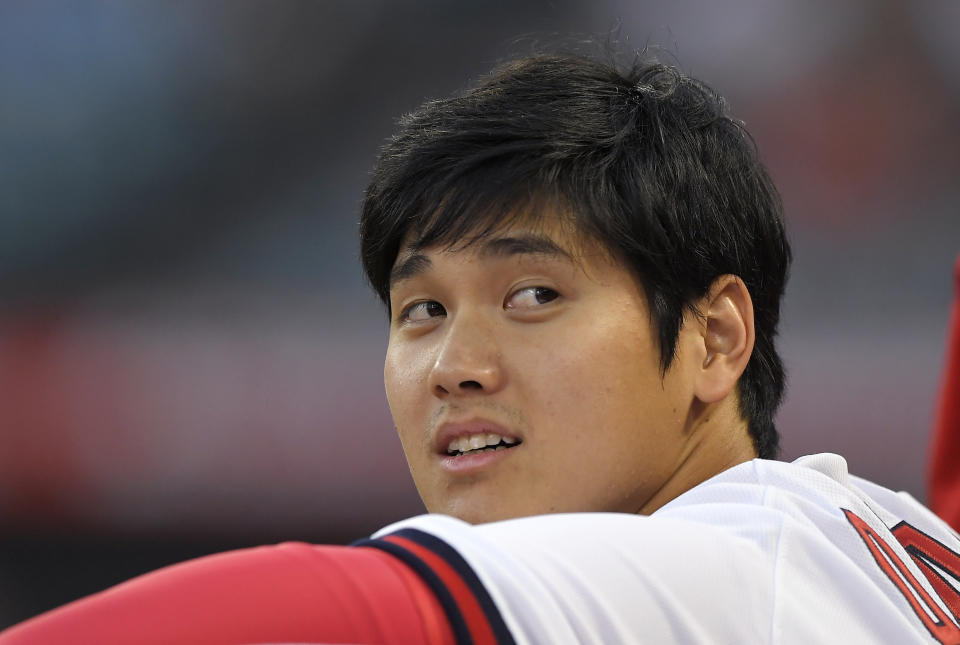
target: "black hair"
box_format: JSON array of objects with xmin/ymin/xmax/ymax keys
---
[{"xmin": 360, "ymin": 51, "xmax": 791, "ymax": 459}]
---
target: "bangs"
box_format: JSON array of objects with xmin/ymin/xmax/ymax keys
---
[
  {"xmin": 367, "ymin": 154, "xmax": 633, "ymax": 311},
  {"xmin": 405, "ymin": 180, "xmax": 582, "ymax": 257}
]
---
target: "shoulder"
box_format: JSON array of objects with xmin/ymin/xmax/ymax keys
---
[
  {"xmin": 367, "ymin": 454, "xmax": 960, "ymax": 644},
  {"xmin": 662, "ymin": 453, "xmax": 960, "ymax": 643},
  {"xmin": 369, "ymin": 511, "xmax": 774, "ymax": 643}
]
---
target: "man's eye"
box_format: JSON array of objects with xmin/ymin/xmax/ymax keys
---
[
  {"xmin": 505, "ymin": 286, "xmax": 559, "ymax": 309},
  {"xmin": 399, "ymin": 300, "xmax": 446, "ymax": 323}
]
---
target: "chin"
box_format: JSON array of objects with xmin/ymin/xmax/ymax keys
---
[
  {"xmin": 433, "ymin": 497, "xmax": 561, "ymax": 525},
  {"xmin": 440, "ymin": 505, "xmax": 510, "ymax": 525}
]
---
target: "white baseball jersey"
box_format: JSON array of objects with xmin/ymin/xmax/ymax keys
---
[{"xmin": 361, "ymin": 453, "xmax": 960, "ymax": 644}]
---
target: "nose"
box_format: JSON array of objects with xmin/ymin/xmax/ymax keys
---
[{"xmin": 428, "ymin": 312, "xmax": 504, "ymax": 398}]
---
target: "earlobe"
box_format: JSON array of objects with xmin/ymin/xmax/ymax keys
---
[{"xmin": 694, "ymin": 275, "xmax": 755, "ymax": 404}]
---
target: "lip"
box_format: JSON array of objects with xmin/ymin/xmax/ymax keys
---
[
  {"xmin": 439, "ymin": 447, "xmax": 516, "ymax": 475},
  {"xmin": 434, "ymin": 418, "xmax": 523, "ymax": 475}
]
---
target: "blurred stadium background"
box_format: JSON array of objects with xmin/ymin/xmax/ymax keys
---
[{"xmin": 1, "ymin": 0, "xmax": 959, "ymax": 628}]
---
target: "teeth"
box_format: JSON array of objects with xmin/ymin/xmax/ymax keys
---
[{"xmin": 447, "ymin": 432, "xmax": 520, "ymax": 455}]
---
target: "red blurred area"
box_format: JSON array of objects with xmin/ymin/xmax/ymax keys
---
[
  {"xmin": 0, "ymin": 306, "xmax": 420, "ymax": 536},
  {"xmin": 0, "ymin": 312, "xmax": 90, "ymax": 524},
  {"xmin": 930, "ymin": 256, "xmax": 960, "ymax": 530}
]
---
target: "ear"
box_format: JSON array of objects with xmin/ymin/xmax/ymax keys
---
[{"xmin": 693, "ymin": 275, "xmax": 755, "ymax": 404}]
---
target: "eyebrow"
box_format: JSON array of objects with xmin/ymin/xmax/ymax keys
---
[{"xmin": 388, "ymin": 234, "xmax": 574, "ymax": 289}]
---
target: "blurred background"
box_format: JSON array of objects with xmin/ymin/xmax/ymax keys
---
[{"xmin": 1, "ymin": 0, "xmax": 959, "ymax": 628}]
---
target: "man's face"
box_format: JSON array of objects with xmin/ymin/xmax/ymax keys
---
[{"xmin": 384, "ymin": 221, "xmax": 701, "ymax": 523}]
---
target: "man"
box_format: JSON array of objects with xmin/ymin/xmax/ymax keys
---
[{"xmin": 3, "ymin": 51, "xmax": 959, "ymax": 645}]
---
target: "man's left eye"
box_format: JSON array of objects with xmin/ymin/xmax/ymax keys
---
[{"xmin": 505, "ymin": 286, "xmax": 560, "ymax": 309}]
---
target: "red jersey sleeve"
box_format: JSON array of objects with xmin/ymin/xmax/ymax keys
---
[
  {"xmin": 0, "ymin": 542, "xmax": 454, "ymax": 645},
  {"xmin": 358, "ymin": 528, "xmax": 515, "ymax": 645}
]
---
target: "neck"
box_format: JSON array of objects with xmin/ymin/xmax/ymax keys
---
[{"xmin": 638, "ymin": 397, "xmax": 757, "ymax": 515}]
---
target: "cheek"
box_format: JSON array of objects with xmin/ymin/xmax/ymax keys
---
[
  {"xmin": 542, "ymin": 319, "xmax": 662, "ymax": 421},
  {"xmin": 384, "ymin": 342, "xmax": 432, "ymax": 430}
]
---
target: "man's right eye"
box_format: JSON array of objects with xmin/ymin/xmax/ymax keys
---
[{"xmin": 399, "ymin": 300, "xmax": 446, "ymax": 323}]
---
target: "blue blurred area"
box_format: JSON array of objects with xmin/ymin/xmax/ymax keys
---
[{"xmin": 1, "ymin": 0, "xmax": 959, "ymax": 627}]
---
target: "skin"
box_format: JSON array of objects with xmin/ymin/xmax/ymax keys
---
[{"xmin": 384, "ymin": 219, "xmax": 758, "ymax": 524}]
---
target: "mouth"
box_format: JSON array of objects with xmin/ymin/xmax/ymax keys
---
[
  {"xmin": 445, "ymin": 432, "xmax": 522, "ymax": 457},
  {"xmin": 435, "ymin": 418, "xmax": 524, "ymax": 463}
]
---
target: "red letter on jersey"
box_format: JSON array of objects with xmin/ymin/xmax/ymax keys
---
[{"xmin": 844, "ymin": 509, "xmax": 960, "ymax": 645}]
